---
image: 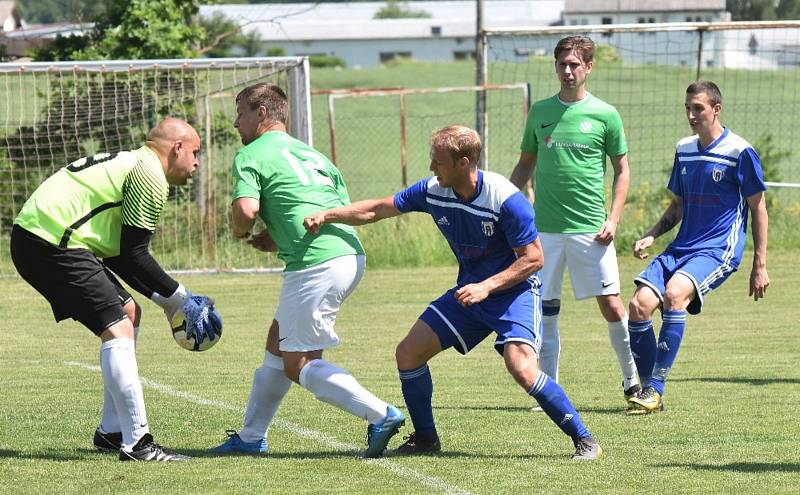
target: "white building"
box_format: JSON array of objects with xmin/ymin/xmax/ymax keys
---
[
  {"xmin": 563, "ymin": 0, "xmax": 729, "ymax": 26},
  {"xmin": 0, "ymin": 22, "xmax": 93, "ymax": 58},
  {"xmin": 201, "ymin": 2, "xmax": 798, "ymax": 70},
  {"xmin": 200, "ymin": 1, "xmax": 564, "ymax": 68}
]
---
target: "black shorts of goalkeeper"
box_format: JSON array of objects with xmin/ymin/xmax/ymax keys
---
[{"xmin": 10, "ymin": 225, "xmax": 132, "ymax": 335}]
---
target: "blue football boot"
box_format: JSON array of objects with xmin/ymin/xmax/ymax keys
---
[
  {"xmin": 364, "ymin": 405, "xmax": 405, "ymax": 458},
  {"xmin": 209, "ymin": 430, "xmax": 268, "ymax": 455}
]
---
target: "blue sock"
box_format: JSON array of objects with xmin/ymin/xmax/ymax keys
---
[
  {"xmin": 647, "ymin": 310, "xmax": 687, "ymax": 396},
  {"xmin": 399, "ymin": 364, "xmax": 436, "ymax": 437},
  {"xmin": 528, "ymin": 371, "xmax": 590, "ymax": 441},
  {"xmin": 628, "ymin": 319, "xmax": 656, "ymax": 384}
]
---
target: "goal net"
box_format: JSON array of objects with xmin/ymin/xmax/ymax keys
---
[
  {"xmin": 482, "ymin": 21, "xmax": 800, "ymax": 193},
  {"xmin": 0, "ymin": 57, "xmax": 311, "ymax": 276}
]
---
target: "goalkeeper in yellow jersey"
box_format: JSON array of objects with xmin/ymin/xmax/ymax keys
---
[{"xmin": 11, "ymin": 118, "xmax": 220, "ymax": 461}]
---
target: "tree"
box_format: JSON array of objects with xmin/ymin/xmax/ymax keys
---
[
  {"xmin": 199, "ymin": 11, "xmax": 265, "ymax": 58},
  {"xmin": 374, "ymin": 0, "xmax": 432, "ymax": 19},
  {"xmin": 776, "ymin": 0, "xmax": 800, "ymax": 18},
  {"xmin": 17, "ymin": 0, "xmax": 104, "ymax": 24},
  {"xmin": 200, "ymin": 12, "xmax": 245, "ymax": 58},
  {"xmin": 727, "ymin": 0, "xmax": 800, "ymax": 20},
  {"xmin": 31, "ymin": 0, "xmax": 204, "ymax": 61}
]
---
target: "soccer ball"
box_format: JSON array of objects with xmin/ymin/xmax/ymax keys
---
[{"xmin": 171, "ymin": 312, "xmax": 221, "ymax": 352}]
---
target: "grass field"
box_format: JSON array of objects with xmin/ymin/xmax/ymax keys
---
[{"xmin": 1, "ymin": 250, "xmax": 798, "ymax": 494}]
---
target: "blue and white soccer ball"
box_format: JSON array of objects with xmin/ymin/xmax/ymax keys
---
[{"xmin": 171, "ymin": 312, "xmax": 221, "ymax": 352}]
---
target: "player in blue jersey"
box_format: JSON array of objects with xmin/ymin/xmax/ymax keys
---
[
  {"xmin": 626, "ymin": 81, "xmax": 769, "ymax": 414},
  {"xmin": 304, "ymin": 125, "xmax": 602, "ymax": 460}
]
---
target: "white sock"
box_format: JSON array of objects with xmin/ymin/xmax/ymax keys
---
[
  {"xmin": 100, "ymin": 385, "xmax": 121, "ymax": 434},
  {"xmin": 100, "ymin": 338, "xmax": 148, "ymax": 450},
  {"xmin": 99, "ymin": 326, "xmax": 140, "ymax": 433},
  {"xmin": 238, "ymin": 352, "xmax": 293, "ymax": 444},
  {"xmin": 539, "ymin": 315, "xmax": 561, "ymax": 383},
  {"xmin": 298, "ymin": 359, "xmax": 387, "ymax": 424},
  {"xmin": 608, "ymin": 315, "xmax": 640, "ymax": 389}
]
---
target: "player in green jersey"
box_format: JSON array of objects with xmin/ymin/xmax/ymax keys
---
[
  {"xmin": 510, "ymin": 36, "xmax": 640, "ymax": 407},
  {"xmin": 209, "ymin": 83, "xmax": 404, "ymax": 458},
  {"xmin": 11, "ymin": 118, "xmax": 218, "ymax": 461}
]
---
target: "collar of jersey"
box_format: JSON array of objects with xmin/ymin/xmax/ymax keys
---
[
  {"xmin": 696, "ymin": 127, "xmax": 729, "ymax": 154},
  {"xmin": 557, "ymin": 92, "xmax": 592, "ymax": 108},
  {"xmin": 452, "ymin": 169, "xmax": 484, "ymax": 203}
]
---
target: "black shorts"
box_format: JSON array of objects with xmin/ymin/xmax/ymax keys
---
[{"xmin": 10, "ymin": 225, "xmax": 132, "ymax": 335}]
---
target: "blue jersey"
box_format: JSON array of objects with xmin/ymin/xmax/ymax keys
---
[
  {"xmin": 394, "ymin": 170, "xmax": 539, "ymax": 293},
  {"xmin": 666, "ymin": 128, "xmax": 766, "ymax": 265}
]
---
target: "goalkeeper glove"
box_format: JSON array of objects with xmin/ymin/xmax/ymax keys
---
[{"xmin": 183, "ymin": 295, "xmax": 222, "ymax": 345}]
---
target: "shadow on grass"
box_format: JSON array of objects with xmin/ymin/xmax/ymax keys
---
[
  {"xmin": 432, "ymin": 405, "xmax": 533, "ymax": 413},
  {"xmin": 662, "ymin": 462, "xmax": 800, "ymax": 473},
  {"xmin": 0, "ymin": 447, "xmax": 570, "ymax": 462},
  {"xmin": 0, "ymin": 448, "xmax": 110, "ymax": 461},
  {"xmin": 432, "ymin": 404, "xmax": 628, "ymax": 416},
  {"xmin": 671, "ymin": 377, "xmax": 800, "ymax": 386},
  {"xmin": 189, "ymin": 448, "xmax": 564, "ymax": 461}
]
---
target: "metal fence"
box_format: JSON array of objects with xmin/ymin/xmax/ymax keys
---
[
  {"xmin": 312, "ymin": 84, "xmax": 528, "ymax": 201},
  {"xmin": 479, "ymin": 21, "xmax": 800, "ymax": 193},
  {"xmin": 0, "ymin": 57, "xmax": 311, "ymax": 275}
]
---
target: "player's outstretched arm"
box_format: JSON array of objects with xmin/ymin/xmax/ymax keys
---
[
  {"xmin": 304, "ymin": 195, "xmax": 401, "ymax": 234},
  {"xmin": 746, "ymin": 191, "xmax": 769, "ymax": 300},
  {"xmin": 633, "ymin": 195, "xmax": 683, "ymax": 260},
  {"xmin": 455, "ymin": 239, "xmax": 544, "ymax": 306}
]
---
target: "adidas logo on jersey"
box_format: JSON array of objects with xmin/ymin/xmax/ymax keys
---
[
  {"xmin": 681, "ymin": 166, "xmax": 687, "ymax": 175},
  {"xmin": 437, "ymin": 216, "xmax": 450, "ymax": 226}
]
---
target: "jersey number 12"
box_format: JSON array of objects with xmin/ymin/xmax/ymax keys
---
[{"xmin": 283, "ymin": 148, "xmax": 334, "ymax": 188}]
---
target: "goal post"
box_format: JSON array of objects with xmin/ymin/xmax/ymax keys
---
[
  {"xmin": 0, "ymin": 57, "xmax": 312, "ymax": 276},
  {"xmin": 480, "ymin": 21, "xmax": 800, "ymax": 192}
]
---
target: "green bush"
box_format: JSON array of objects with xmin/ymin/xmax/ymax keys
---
[
  {"xmin": 595, "ymin": 44, "xmax": 621, "ymax": 64},
  {"xmin": 266, "ymin": 47, "xmax": 287, "ymax": 57},
  {"xmin": 374, "ymin": 0, "xmax": 432, "ymax": 19},
  {"xmin": 309, "ymin": 54, "xmax": 346, "ymax": 69}
]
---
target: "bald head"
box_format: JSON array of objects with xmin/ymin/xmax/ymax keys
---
[
  {"xmin": 147, "ymin": 117, "xmax": 201, "ymax": 185},
  {"xmin": 148, "ymin": 117, "xmax": 200, "ymax": 147}
]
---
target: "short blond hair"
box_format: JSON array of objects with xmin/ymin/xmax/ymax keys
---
[{"xmin": 430, "ymin": 125, "xmax": 481, "ymax": 166}]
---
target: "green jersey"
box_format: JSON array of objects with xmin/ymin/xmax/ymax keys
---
[
  {"xmin": 231, "ymin": 131, "xmax": 364, "ymax": 271},
  {"xmin": 15, "ymin": 146, "xmax": 168, "ymax": 258},
  {"xmin": 520, "ymin": 93, "xmax": 627, "ymax": 233}
]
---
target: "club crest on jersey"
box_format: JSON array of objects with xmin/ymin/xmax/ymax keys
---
[
  {"xmin": 544, "ymin": 135, "xmax": 553, "ymax": 148},
  {"xmin": 481, "ymin": 221, "xmax": 494, "ymax": 236},
  {"xmin": 579, "ymin": 120, "xmax": 592, "ymax": 133},
  {"xmin": 712, "ymin": 168, "xmax": 725, "ymax": 182}
]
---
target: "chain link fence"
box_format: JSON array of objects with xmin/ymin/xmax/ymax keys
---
[{"xmin": 311, "ymin": 85, "xmax": 528, "ymax": 201}]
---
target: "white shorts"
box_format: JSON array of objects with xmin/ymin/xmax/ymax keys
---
[
  {"xmin": 275, "ymin": 254, "xmax": 365, "ymax": 352},
  {"xmin": 539, "ymin": 233, "xmax": 620, "ymax": 301}
]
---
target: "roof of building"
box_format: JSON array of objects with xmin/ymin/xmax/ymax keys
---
[
  {"xmin": 1, "ymin": 22, "xmax": 93, "ymax": 39},
  {"xmin": 565, "ymin": 0, "xmax": 726, "ymax": 14},
  {"xmin": 200, "ymin": 1, "xmax": 564, "ymax": 41}
]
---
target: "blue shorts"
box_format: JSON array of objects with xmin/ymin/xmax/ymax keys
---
[
  {"xmin": 420, "ymin": 284, "xmax": 541, "ymax": 356},
  {"xmin": 634, "ymin": 249, "xmax": 738, "ymax": 315}
]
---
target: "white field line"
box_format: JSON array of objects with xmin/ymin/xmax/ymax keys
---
[{"xmin": 64, "ymin": 361, "xmax": 471, "ymax": 495}]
